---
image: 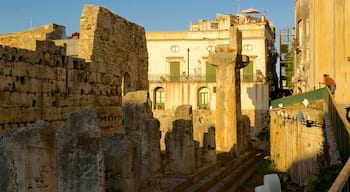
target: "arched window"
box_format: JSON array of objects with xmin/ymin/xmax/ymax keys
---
[
  {"xmin": 198, "ymin": 87, "xmax": 210, "ymax": 109},
  {"xmin": 154, "ymin": 87, "xmax": 165, "ymax": 110},
  {"xmin": 122, "ymin": 72, "xmax": 131, "ymax": 96}
]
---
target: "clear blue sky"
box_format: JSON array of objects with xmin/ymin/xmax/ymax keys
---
[{"xmin": 0, "ymin": 0, "xmax": 294, "ymax": 35}]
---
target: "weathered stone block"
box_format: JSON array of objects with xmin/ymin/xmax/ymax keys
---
[
  {"xmin": 56, "ymin": 107, "xmax": 104, "ymax": 192},
  {"xmin": 165, "ymin": 105, "xmax": 200, "ymax": 174},
  {"xmin": 0, "ymin": 121, "xmax": 57, "ymax": 192},
  {"xmin": 202, "ymin": 126, "xmax": 216, "ymax": 163},
  {"xmin": 103, "ymin": 134, "xmax": 137, "ymax": 192},
  {"xmin": 122, "ymin": 90, "xmax": 161, "ymax": 192}
]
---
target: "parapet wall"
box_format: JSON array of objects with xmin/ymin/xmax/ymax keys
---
[
  {"xmin": 0, "ymin": 4, "xmax": 149, "ymax": 136},
  {"xmin": 0, "ymin": 23, "xmax": 66, "ymax": 50}
]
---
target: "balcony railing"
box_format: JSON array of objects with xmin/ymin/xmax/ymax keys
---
[
  {"xmin": 149, "ymin": 73, "xmax": 274, "ymax": 83},
  {"xmin": 148, "ymin": 74, "xmax": 216, "ymax": 83}
]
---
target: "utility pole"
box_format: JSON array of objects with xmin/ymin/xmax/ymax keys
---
[{"xmin": 187, "ymin": 48, "xmax": 190, "ymax": 78}]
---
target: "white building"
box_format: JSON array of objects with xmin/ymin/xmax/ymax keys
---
[{"xmin": 146, "ymin": 10, "xmax": 277, "ymax": 133}]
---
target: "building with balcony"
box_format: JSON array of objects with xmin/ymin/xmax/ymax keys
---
[{"xmin": 146, "ymin": 9, "xmax": 278, "ymax": 139}]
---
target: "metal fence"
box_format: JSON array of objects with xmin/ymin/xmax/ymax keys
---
[{"xmin": 148, "ymin": 74, "xmax": 215, "ymax": 83}]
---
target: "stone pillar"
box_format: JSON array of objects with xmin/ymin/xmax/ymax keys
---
[
  {"xmin": 202, "ymin": 126, "xmax": 217, "ymax": 163},
  {"xmin": 122, "ymin": 90, "xmax": 161, "ymax": 192},
  {"xmin": 56, "ymin": 107, "xmax": 104, "ymax": 192},
  {"xmin": 208, "ymin": 26, "xmax": 249, "ymax": 152},
  {"xmin": 103, "ymin": 134, "xmax": 137, "ymax": 192},
  {"xmin": 165, "ymin": 105, "xmax": 201, "ymax": 174},
  {"xmin": 0, "ymin": 121, "xmax": 57, "ymax": 192}
]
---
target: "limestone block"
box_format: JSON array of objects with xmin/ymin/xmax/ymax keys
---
[
  {"xmin": 57, "ymin": 107, "xmax": 104, "ymax": 192},
  {"xmin": 9, "ymin": 92, "xmax": 32, "ymax": 107},
  {"xmin": 0, "ymin": 107, "xmax": 22, "ymax": 124},
  {"xmin": 42, "ymin": 79, "xmax": 56, "ymax": 94},
  {"xmin": 0, "ymin": 75, "xmax": 14, "ymax": 92},
  {"xmin": 41, "ymin": 107, "xmax": 63, "ymax": 121},
  {"xmin": 55, "ymin": 67, "xmax": 66, "ymax": 81},
  {"xmin": 36, "ymin": 40, "xmax": 56, "ymax": 54},
  {"xmin": 12, "ymin": 62, "xmax": 32, "ymax": 77},
  {"xmin": 165, "ymin": 105, "xmax": 199, "ymax": 174},
  {"xmin": 38, "ymin": 65, "xmax": 56, "ymax": 80},
  {"xmin": 122, "ymin": 90, "xmax": 161, "ymax": 192},
  {"xmin": 0, "ymin": 120, "xmax": 57, "ymax": 192},
  {"xmin": 0, "ymin": 91, "xmax": 11, "ymax": 107},
  {"xmin": 202, "ymin": 126, "xmax": 216, "ymax": 163},
  {"xmin": 103, "ymin": 134, "xmax": 137, "ymax": 192},
  {"xmin": 22, "ymin": 107, "xmax": 42, "ymax": 122}
]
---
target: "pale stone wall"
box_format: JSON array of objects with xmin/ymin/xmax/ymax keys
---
[
  {"xmin": 149, "ymin": 82, "xmax": 217, "ymax": 110},
  {"xmin": 154, "ymin": 109, "xmax": 216, "ymax": 150},
  {"xmin": 270, "ymin": 102, "xmax": 326, "ymax": 187},
  {"xmin": 0, "ymin": 23, "xmax": 66, "ymax": 50}
]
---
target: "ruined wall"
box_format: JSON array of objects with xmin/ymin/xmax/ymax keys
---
[
  {"xmin": 79, "ymin": 4, "xmax": 148, "ymax": 91},
  {"xmin": 270, "ymin": 101, "xmax": 326, "ymax": 187},
  {"xmin": 0, "ymin": 4, "xmax": 149, "ymax": 136},
  {"xmin": 0, "ymin": 23, "xmax": 66, "ymax": 50},
  {"xmin": 154, "ymin": 109, "xmax": 216, "ymax": 150}
]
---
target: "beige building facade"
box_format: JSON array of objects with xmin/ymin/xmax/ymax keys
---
[
  {"xmin": 146, "ymin": 12, "xmax": 277, "ymax": 134},
  {"xmin": 294, "ymin": 0, "xmax": 350, "ymax": 103}
]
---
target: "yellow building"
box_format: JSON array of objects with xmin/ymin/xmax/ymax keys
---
[
  {"xmin": 146, "ymin": 10, "xmax": 277, "ymax": 134},
  {"xmin": 294, "ymin": 0, "xmax": 350, "ymax": 103}
]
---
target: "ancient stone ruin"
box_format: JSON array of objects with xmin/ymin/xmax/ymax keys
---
[{"xmin": 0, "ymin": 4, "xmax": 254, "ymax": 192}]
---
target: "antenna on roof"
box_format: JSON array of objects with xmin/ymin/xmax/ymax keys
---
[{"xmin": 236, "ymin": 0, "xmax": 241, "ymax": 13}]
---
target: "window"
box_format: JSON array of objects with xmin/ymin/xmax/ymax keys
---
[
  {"xmin": 298, "ymin": 19, "xmax": 303, "ymax": 47},
  {"xmin": 242, "ymin": 61, "xmax": 254, "ymax": 82},
  {"xmin": 198, "ymin": 88, "xmax": 210, "ymax": 109},
  {"xmin": 211, "ymin": 23, "xmax": 219, "ymax": 29},
  {"xmin": 122, "ymin": 72, "xmax": 132, "ymax": 96},
  {"xmin": 155, "ymin": 87, "xmax": 165, "ymax": 110},
  {"xmin": 206, "ymin": 61, "xmax": 216, "ymax": 83},
  {"xmin": 244, "ymin": 44, "xmax": 253, "ymax": 51},
  {"xmin": 170, "ymin": 45, "xmax": 180, "ymax": 52}
]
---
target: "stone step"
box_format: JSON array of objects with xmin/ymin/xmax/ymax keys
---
[
  {"xmin": 162, "ymin": 162, "xmax": 218, "ymax": 192},
  {"xmin": 182, "ymin": 151, "xmax": 255, "ymax": 192},
  {"xmin": 208, "ymin": 152, "xmax": 263, "ymax": 192},
  {"xmin": 162, "ymin": 150, "xmax": 260, "ymax": 192}
]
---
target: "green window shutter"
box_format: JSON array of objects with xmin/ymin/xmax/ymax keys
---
[
  {"xmin": 170, "ymin": 61, "xmax": 180, "ymax": 82},
  {"xmin": 243, "ymin": 61, "xmax": 254, "ymax": 82},
  {"xmin": 155, "ymin": 88, "xmax": 165, "ymax": 109},
  {"xmin": 206, "ymin": 62, "xmax": 216, "ymax": 83}
]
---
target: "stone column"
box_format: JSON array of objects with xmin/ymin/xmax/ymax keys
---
[
  {"xmin": 165, "ymin": 105, "xmax": 201, "ymax": 174},
  {"xmin": 122, "ymin": 90, "xmax": 161, "ymax": 192},
  {"xmin": 103, "ymin": 134, "xmax": 137, "ymax": 192},
  {"xmin": 56, "ymin": 107, "xmax": 104, "ymax": 192},
  {"xmin": 208, "ymin": 26, "xmax": 249, "ymax": 152},
  {"xmin": 202, "ymin": 126, "xmax": 217, "ymax": 163},
  {"xmin": 0, "ymin": 121, "xmax": 57, "ymax": 192}
]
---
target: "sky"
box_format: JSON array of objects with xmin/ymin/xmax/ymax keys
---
[{"xmin": 0, "ymin": 0, "xmax": 295, "ymax": 35}]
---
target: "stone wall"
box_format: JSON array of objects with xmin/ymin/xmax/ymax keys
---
[
  {"xmin": 154, "ymin": 109, "xmax": 216, "ymax": 150},
  {"xmin": 0, "ymin": 4, "xmax": 148, "ymax": 136},
  {"xmin": 270, "ymin": 101, "xmax": 327, "ymax": 187},
  {"xmin": 0, "ymin": 23, "xmax": 66, "ymax": 50}
]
